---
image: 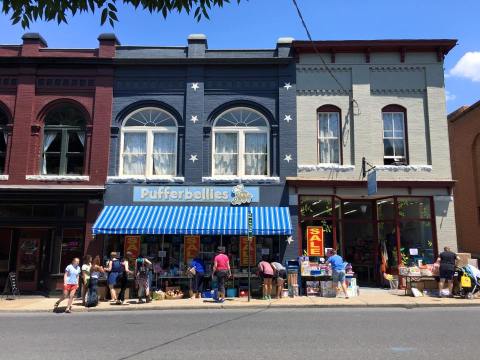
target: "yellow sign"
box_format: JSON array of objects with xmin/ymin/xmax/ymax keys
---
[
  {"xmin": 124, "ymin": 236, "xmax": 141, "ymax": 259},
  {"xmin": 240, "ymin": 236, "xmax": 256, "ymax": 267},
  {"xmin": 306, "ymin": 226, "xmax": 324, "ymax": 257},
  {"xmin": 184, "ymin": 236, "xmax": 200, "ymax": 263}
]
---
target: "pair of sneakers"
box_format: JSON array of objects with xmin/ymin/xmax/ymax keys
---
[{"xmin": 262, "ymin": 295, "xmax": 272, "ymax": 300}]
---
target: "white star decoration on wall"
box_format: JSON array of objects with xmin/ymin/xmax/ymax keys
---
[
  {"xmin": 284, "ymin": 154, "xmax": 293, "ymax": 163},
  {"xmin": 284, "ymin": 115, "xmax": 292, "ymax": 123},
  {"xmin": 284, "ymin": 82, "xmax": 292, "ymax": 90},
  {"xmin": 189, "ymin": 154, "xmax": 198, "ymax": 163},
  {"xmin": 286, "ymin": 236, "xmax": 294, "ymax": 245},
  {"xmin": 191, "ymin": 115, "xmax": 199, "ymax": 124},
  {"xmin": 191, "ymin": 83, "xmax": 200, "ymax": 91}
]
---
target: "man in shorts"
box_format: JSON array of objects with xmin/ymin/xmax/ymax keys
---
[
  {"xmin": 437, "ymin": 246, "xmax": 459, "ymax": 297},
  {"xmin": 271, "ymin": 261, "xmax": 287, "ymax": 298},
  {"xmin": 54, "ymin": 257, "xmax": 81, "ymax": 313},
  {"xmin": 327, "ymin": 249, "xmax": 349, "ymax": 299}
]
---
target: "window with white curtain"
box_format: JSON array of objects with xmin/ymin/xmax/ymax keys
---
[
  {"xmin": 383, "ymin": 111, "xmax": 406, "ymax": 165},
  {"xmin": 212, "ymin": 107, "xmax": 269, "ymax": 176},
  {"xmin": 318, "ymin": 110, "xmax": 340, "ymax": 164},
  {"xmin": 0, "ymin": 109, "xmax": 7, "ymax": 174},
  {"xmin": 120, "ymin": 107, "xmax": 177, "ymax": 176},
  {"xmin": 42, "ymin": 105, "xmax": 86, "ymax": 175}
]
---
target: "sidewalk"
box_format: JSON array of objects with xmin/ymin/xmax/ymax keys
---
[{"xmin": 2, "ymin": 288, "xmax": 480, "ymax": 313}]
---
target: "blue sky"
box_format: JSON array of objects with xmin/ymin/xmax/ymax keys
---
[{"xmin": 1, "ymin": 0, "xmax": 479, "ymax": 113}]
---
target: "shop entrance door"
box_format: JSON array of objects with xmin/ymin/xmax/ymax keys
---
[
  {"xmin": 341, "ymin": 201, "xmax": 377, "ymax": 285},
  {"xmin": 15, "ymin": 229, "xmax": 48, "ymax": 291}
]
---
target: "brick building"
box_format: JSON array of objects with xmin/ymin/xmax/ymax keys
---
[
  {"xmin": 448, "ymin": 100, "xmax": 480, "ymax": 257},
  {"xmin": 288, "ymin": 40, "xmax": 457, "ymax": 284},
  {"xmin": 0, "ymin": 33, "xmax": 116, "ymax": 292}
]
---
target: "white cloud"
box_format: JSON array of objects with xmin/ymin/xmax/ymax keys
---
[
  {"xmin": 445, "ymin": 90, "xmax": 456, "ymax": 102},
  {"xmin": 450, "ymin": 51, "xmax": 480, "ymax": 82}
]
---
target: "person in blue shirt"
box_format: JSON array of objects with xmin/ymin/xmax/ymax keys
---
[
  {"xmin": 189, "ymin": 257, "xmax": 205, "ymax": 299},
  {"xmin": 327, "ymin": 249, "xmax": 349, "ymax": 299}
]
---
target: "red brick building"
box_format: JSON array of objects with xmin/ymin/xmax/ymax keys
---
[
  {"xmin": 0, "ymin": 33, "xmax": 117, "ymax": 292},
  {"xmin": 448, "ymin": 100, "xmax": 480, "ymax": 257}
]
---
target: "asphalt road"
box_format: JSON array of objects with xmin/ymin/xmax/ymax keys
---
[{"xmin": 0, "ymin": 307, "xmax": 478, "ymax": 360}]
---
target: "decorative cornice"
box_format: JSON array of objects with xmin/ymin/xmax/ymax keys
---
[
  {"xmin": 297, "ymin": 66, "xmax": 351, "ymax": 72},
  {"xmin": 375, "ymin": 165, "xmax": 432, "ymax": 172},
  {"xmin": 298, "ymin": 164, "xmax": 355, "ymax": 173},
  {"xmin": 107, "ymin": 176, "xmax": 185, "ymax": 184},
  {"xmin": 297, "ymin": 89, "xmax": 351, "ymax": 95},
  {"xmin": 369, "ymin": 66, "xmax": 425, "ymax": 72},
  {"xmin": 37, "ymin": 77, "xmax": 95, "ymax": 90},
  {"xmin": 202, "ymin": 176, "xmax": 281, "ymax": 184},
  {"xmin": 26, "ymin": 175, "xmax": 90, "ymax": 181},
  {"xmin": 0, "ymin": 175, "xmax": 9, "ymax": 181},
  {"xmin": 371, "ymin": 88, "xmax": 425, "ymax": 95}
]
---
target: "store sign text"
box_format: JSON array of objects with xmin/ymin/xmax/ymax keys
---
[
  {"xmin": 240, "ymin": 236, "xmax": 256, "ymax": 267},
  {"xmin": 124, "ymin": 236, "xmax": 141, "ymax": 258},
  {"xmin": 133, "ymin": 186, "xmax": 259, "ymax": 203},
  {"xmin": 306, "ymin": 226, "xmax": 324, "ymax": 257}
]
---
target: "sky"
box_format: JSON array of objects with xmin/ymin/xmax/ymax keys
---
[{"xmin": 1, "ymin": 0, "xmax": 479, "ymax": 113}]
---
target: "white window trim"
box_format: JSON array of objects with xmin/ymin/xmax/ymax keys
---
[
  {"xmin": 212, "ymin": 127, "xmax": 270, "ymax": 177},
  {"xmin": 383, "ymin": 111, "xmax": 407, "ymax": 163},
  {"xmin": 120, "ymin": 126, "xmax": 177, "ymax": 177},
  {"xmin": 317, "ymin": 111, "xmax": 341, "ymax": 165}
]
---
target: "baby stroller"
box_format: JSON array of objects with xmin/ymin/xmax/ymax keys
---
[{"xmin": 455, "ymin": 265, "xmax": 480, "ymax": 299}]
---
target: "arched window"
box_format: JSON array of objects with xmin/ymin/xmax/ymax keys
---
[
  {"xmin": 43, "ymin": 105, "xmax": 86, "ymax": 175},
  {"xmin": 382, "ymin": 105, "xmax": 408, "ymax": 165},
  {"xmin": 120, "ymin": 107, "xmax": 177, "ymax": 176},
  {"xmin": 0, "ymin": 109, "xmax": 8, "ymax": 174},
  {"xmin": 212, "ymin": 107, "xmax": 269, "ymax": 176},
  {"xmin": 317, "ymin": 105, "xmax": 341, "ymax": 164}
]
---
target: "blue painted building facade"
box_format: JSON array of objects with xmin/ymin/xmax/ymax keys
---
[{"xmin": 99, "ymin": 35, "xmax": 298, "ymax": 267}]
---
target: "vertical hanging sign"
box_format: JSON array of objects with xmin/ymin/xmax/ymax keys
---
[
  {"xmin": 240, "ymin": 236, "xmax": 256, "ymax": 267},
  {"xmin": 124, "ymin": 236, "xmax": 141, "ymax": 259},
  {"xmin": 306, "ymin": 226, "xmax": 324, "ymax": 257},
  {"xmin": 184, "ymin": 235, "xmax": 200, "ymax": 263}
]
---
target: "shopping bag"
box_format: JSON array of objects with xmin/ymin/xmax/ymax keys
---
[{"xmin": 461, "ymin": 274, "xmax": 472, "ymax": 288}]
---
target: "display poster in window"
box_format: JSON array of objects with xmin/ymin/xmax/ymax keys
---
[
  {"xmin": 124, "ymin": 236, "xmax": 141, "ymax": 259},
  {"xmin": 184, "ymin": 236, "xmax": 200, "ymax": 263},
  {"xmin": 17, "ymin": 238, "xmax": 40, "ymax": 282},
  {"xmin": 306, "ymin": 226, "xmax": 324, "ymax": 257},
  {"xmin": 240, "ymin": 236, "xmax": 256, "ymax": 267}
]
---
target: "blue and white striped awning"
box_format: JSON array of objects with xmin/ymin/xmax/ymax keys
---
[{"xmin": 92, "ymin": 206, "xmax": 292, "ymax": 236}]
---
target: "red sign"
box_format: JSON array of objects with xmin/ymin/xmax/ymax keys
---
[
  {"xmin": 184, "ymin": 236, "xmax": 200, "ymax": 263},
  {"xmin": 124, "ymin": 236, "xmax": 141, "ymax": 259},
  {"xmin": 240, "ymin": 236, "xmax": 256, "ymax": 267},
  {"xmin": 306, "ymin": 227, "xmax": 324, "ymax": 257}
]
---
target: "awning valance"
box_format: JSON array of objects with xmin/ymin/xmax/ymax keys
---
[{"xmin": 92, "ymin": 206, "xmax": 292, "ymax": 236}]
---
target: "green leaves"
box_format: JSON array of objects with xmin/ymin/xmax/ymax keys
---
[{"xmin": 2, "ymin": 0, "xmax": 244, "ymax": 28}]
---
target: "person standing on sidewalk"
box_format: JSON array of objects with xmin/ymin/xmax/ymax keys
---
[
  {"xmin": 105, "ymin": 252, "xmax": 122, "ymax": 303},
  {"xmin": 189, "ymin": 256, "xmax": 205, "ymax": 299},
  {"xmin": 327, "ymin": 250, "xmax": 349, "ymax": 299},
  {"xmin": 135, "ymin": 254, "xmax": 152, "ymax": 303},
  {"xmin": 117, "ymin": 252, "xmax": 133, "ymax": 305},
  {"xmin": 271, "ymin": 261, "xmax": 287, "ymax": 299},
  {"xmin": 437, "ymin": 246, "xmax": 459, "ymax": 297},
  {"xmin": 81, "ymin": 255, "xmax": 92, "ymax": 306},
  {"xmin": 213, "ymin": 247, "xmax": 231, "ymax": 303},
  {"xmin": 86, "ymin": 256, "xmax": 104, "ymax": 307},
  {"xmin": 258, "ymin": 257, "xmax": 274, "ymax": 300},
  {"xmin": 54, "ymin": 257, "xmax": 81, "ymax": 313}
]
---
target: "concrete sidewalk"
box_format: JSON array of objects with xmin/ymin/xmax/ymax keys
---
[{"xmin": 1, "ymin": 288, "xmax": 480, "ymax": 313}]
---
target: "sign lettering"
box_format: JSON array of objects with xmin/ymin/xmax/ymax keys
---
[
  {"xmin": 124, "ymin": 236, "xmax": 141, "ymax": 259},
  {"xmin": 306, "ymin": 226, "xmax": 324, "ymax": 257},
  {"xmin": 240, "ymin": 236, "xmax": 256, "ymax": 267}
]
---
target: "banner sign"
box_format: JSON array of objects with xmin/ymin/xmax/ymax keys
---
[
  {"xmin": 367, "ymin": 170, "xmax": 377, "ymax": 196},
  {"xmin": 240, "ymin": 236, "xmax": 256, "ymax": 267},
  {"xmin": 306, "ymin": 226, "xmax": 324, "ymax": 257},
  {"xmin": 184, "ymin": 235, "xmax": 200, "ymax": 263},
  {"xmin": 124, "ymin": 236, "xmax": 141, "ymax": 258},
  {"xmin": 133, "ymin": 186, "xmax": 259, "ymax": 203}
]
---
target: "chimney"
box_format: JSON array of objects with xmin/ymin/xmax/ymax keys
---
[
  {"xmin": 97, "ymin": 33, "xmax": 120, "ymax": 58},
  {"xmin": 21, "ymin": 33, "xmax": 47, "ymax": 56},
  {"xmin": 187, "ymin": 34, "xmax": 207, "ymax": 58},
  {"xmin": 276, "ymin": 37, "xmax": 294, "ymax": 58}
]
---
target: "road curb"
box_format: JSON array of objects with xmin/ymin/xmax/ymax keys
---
[{"xmin": 2, "ymin": 301, "xmax": 480, "ymax": 313}]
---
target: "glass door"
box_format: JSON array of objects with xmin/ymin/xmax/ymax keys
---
[{"xmin": 15, "ymin": 229, "xmax": 49, "ymax": 291}]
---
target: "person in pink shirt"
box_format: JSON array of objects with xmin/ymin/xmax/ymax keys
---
[
  {"xmin": 213, "ymin": 247, "xmax": 231, "ymax": 303},
  {"xmin": 258, "ymin": 257, "xmax": 274, "ymax": 300}
]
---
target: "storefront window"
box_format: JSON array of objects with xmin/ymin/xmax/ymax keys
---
[
  {"xmin": 377, "ymin": 198, "xmax": 395, "ymax": 220},
  {"xmin": 399, "ymin": 220, "xmax": 434, "ymax": 266},
  {"xmin": 398, "ymin": 197, "xmax": 431, "ymax": 219},
  {"xmin": 342, "ymin": 201, "xmax": 372, "ymax": 219},
  {"xmin": 60, "ymin": 228, "xmax": 84, "ymax": 271},
  {"xmin": 378, "ymin": 222, "xmax": 398, "ymax": 269},
  {"xmin": 64, "ymin": 203, "xmax": 86, "ymax": 218},
  {"xmin": 300, "ymin": 196, "xmax": 333, "ymax": 218},
  {"xmin": 301, "ymin": 219, "xmax": 334, "ymax": 256}
]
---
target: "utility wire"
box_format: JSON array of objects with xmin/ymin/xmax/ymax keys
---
[{"xmin": 291, "ymin": 0, "xmax": 349, "ymax": 94}]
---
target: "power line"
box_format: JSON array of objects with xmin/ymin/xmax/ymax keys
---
[{"xmin": 291, "ymin": 0, "xmax": 349, "ymax": 94}]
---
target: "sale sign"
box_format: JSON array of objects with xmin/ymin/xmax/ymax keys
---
[
  {"xmin": 124, "ymin": 236, "xmax": 141, "ymax": 259},
  {"xmin": 184, "ymin": 235, "xmax": 200, "ymax": 263},
  {"xmin": 239, "ymin": 236, "xmax": 256, "ymax": 267},
  {"xmin": 306, "ymin": 226, "xmax": 324, "ymax": 257}
]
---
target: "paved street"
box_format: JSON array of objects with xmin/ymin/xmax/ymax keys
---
[{"xmin": 0, "ymin": 307, "xmax": 478, "ymax": 360}]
